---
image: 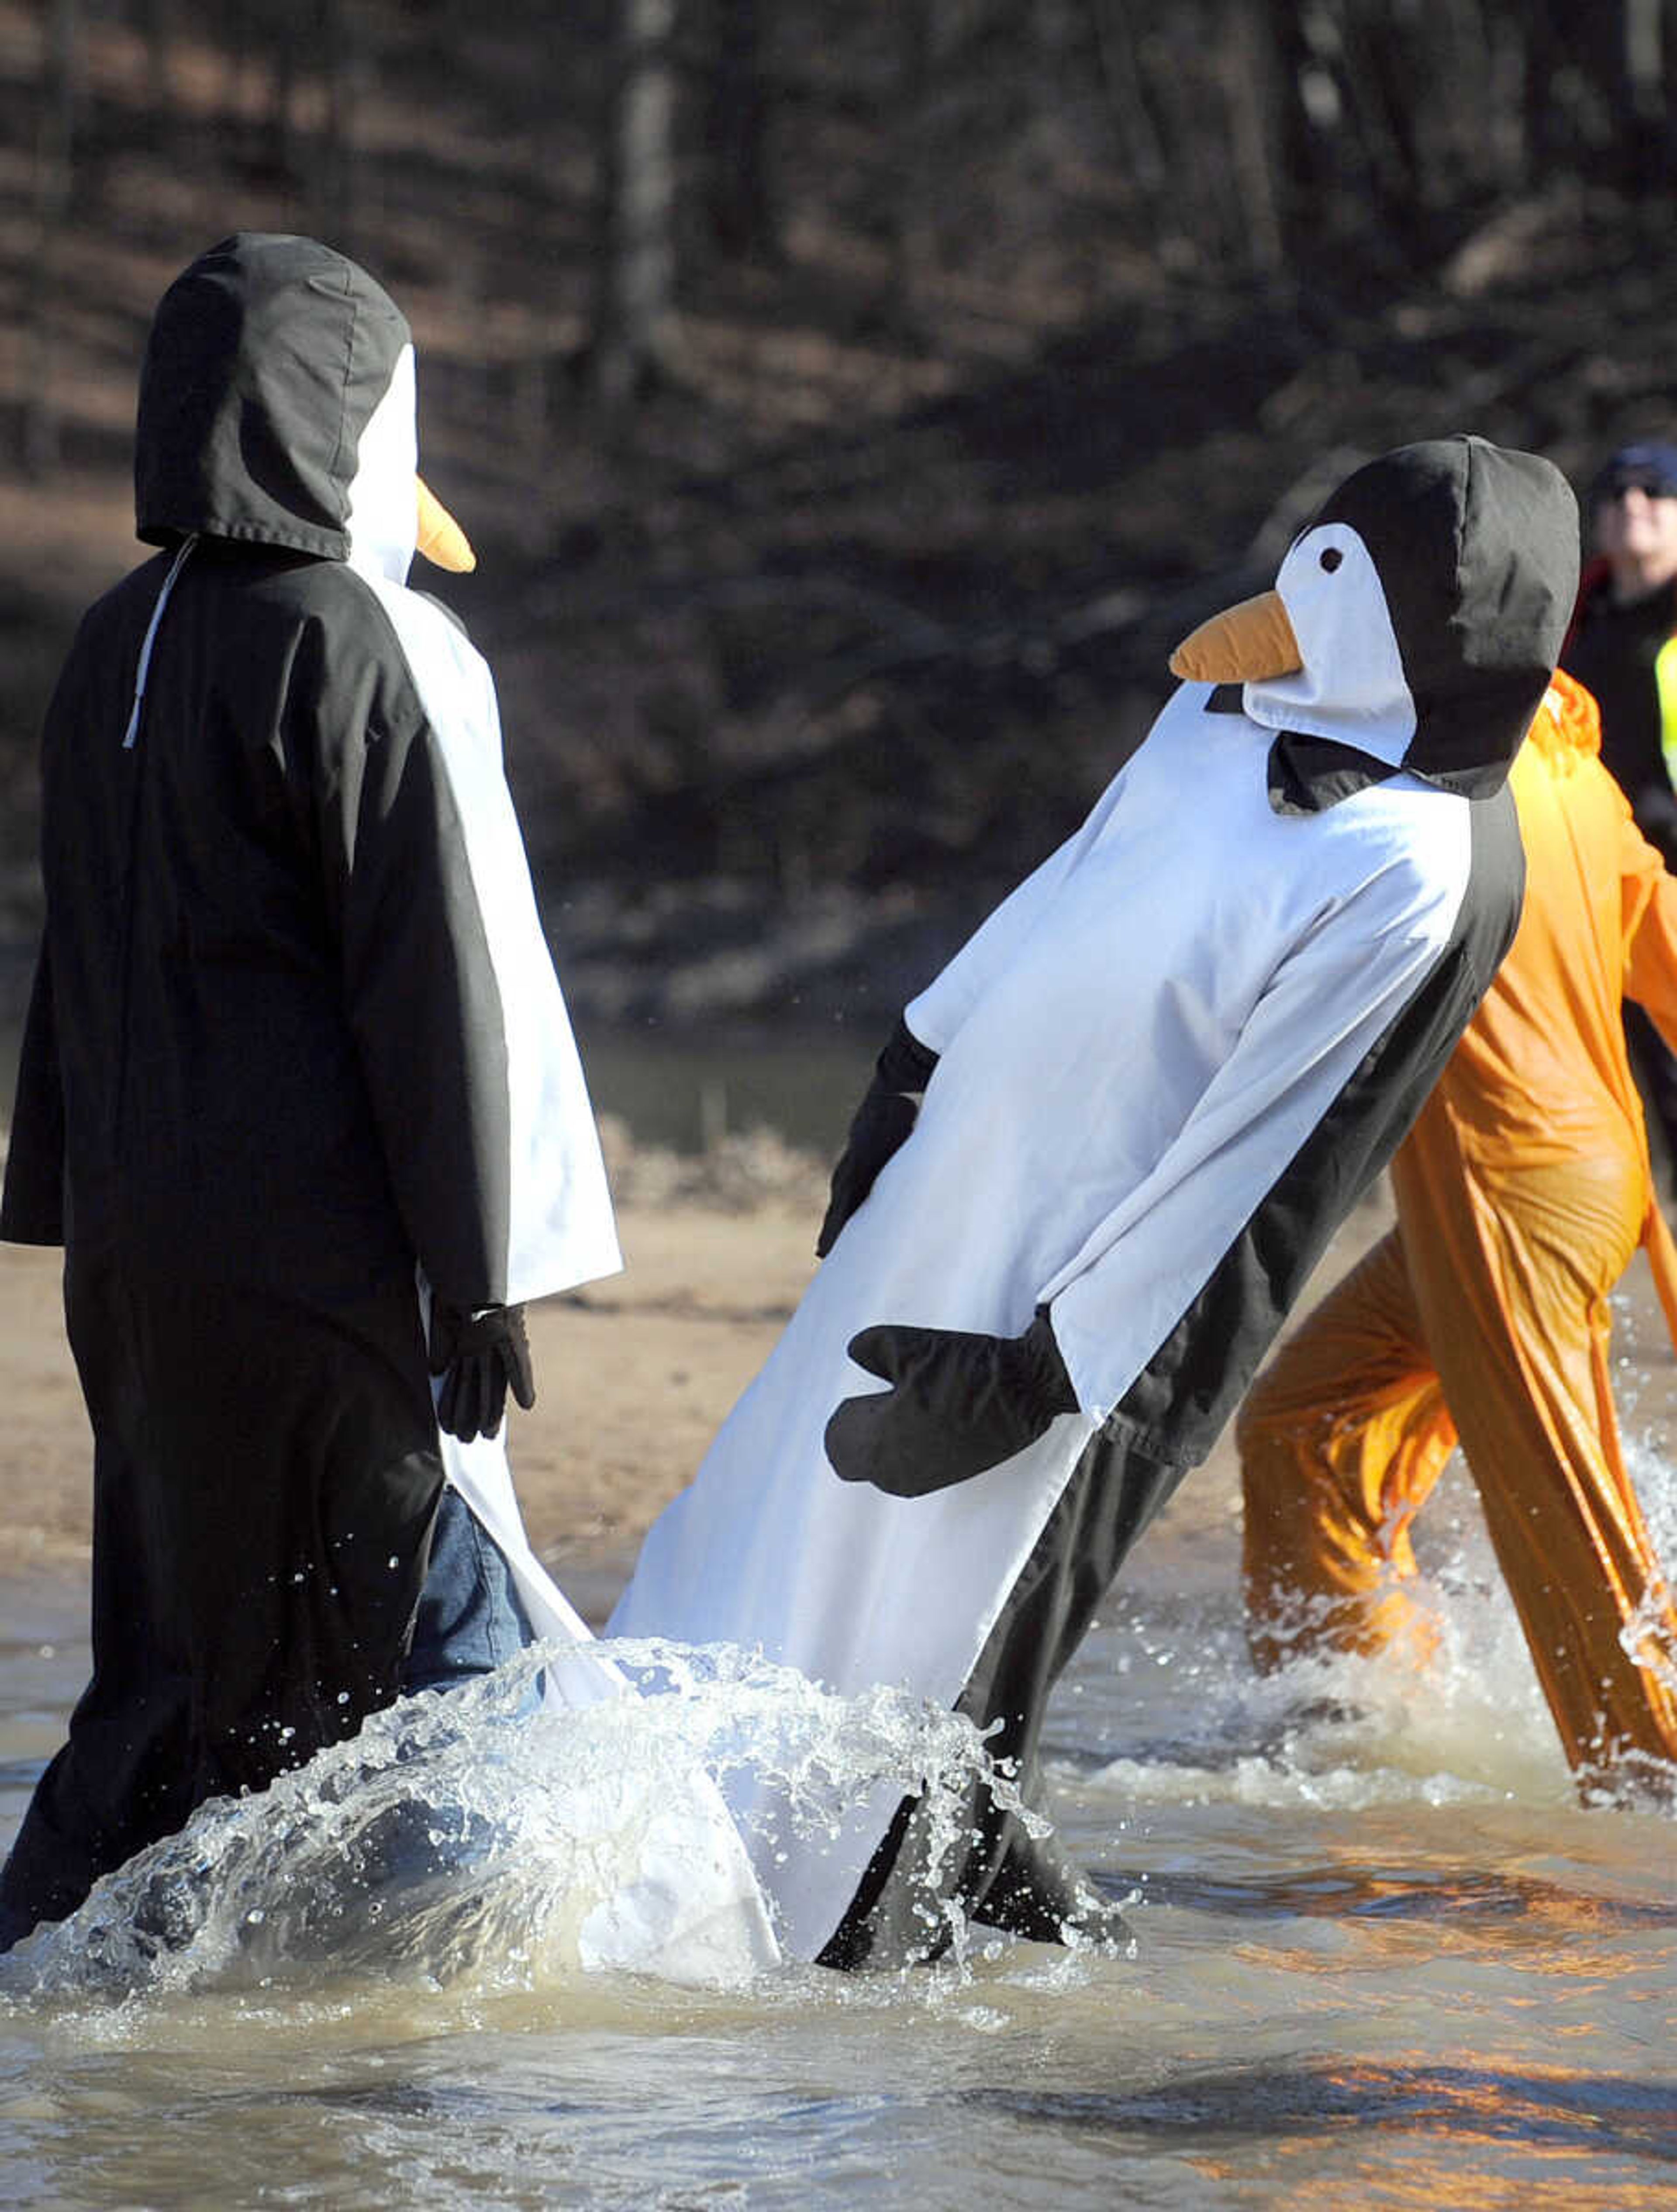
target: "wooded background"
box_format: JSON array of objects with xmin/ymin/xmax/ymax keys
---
[{"xmin": 2, "ymin": 0, "xmax": 1675, "ymax": 1037}]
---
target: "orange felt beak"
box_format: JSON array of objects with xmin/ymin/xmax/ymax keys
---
[
  {"xmin": 416, "ymin": 474, "xmax": 476, "ymax": 573},
  {"xmin": 1169, "ymin": 588, "xmax": 1301, "ymax": 683}
]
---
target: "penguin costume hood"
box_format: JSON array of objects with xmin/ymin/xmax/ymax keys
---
[
  {"xmin": 1172, "ymin": 435, "xmax": 1578, "ymax": 808},
  {"xmin": 134, "ymin": 230, "xmax": 473, "ymax": 580},
  {"xmin": 609, "ymin": 434, "xmax": 1571, "ymax": 1967}
]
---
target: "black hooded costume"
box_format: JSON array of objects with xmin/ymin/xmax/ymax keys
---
[{"xmin": 0, "ymin": 235, "xmax": 621, "ymax": 1946}]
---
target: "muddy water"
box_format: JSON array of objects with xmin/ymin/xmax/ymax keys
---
[{"xmin": 1, "ymin": 1353, "xmax": 1674, "ymax": 2204}]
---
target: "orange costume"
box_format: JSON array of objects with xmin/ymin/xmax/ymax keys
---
[{"xmin": 1238, "ymin": 670, "xmax": 1677, "ymax": 1790}]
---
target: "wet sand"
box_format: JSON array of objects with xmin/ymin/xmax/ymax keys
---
[
  {"xmin": 0, "ymin": 1198, "xmax": 833, "ymax": 1607},
  {"xmin": 0, "ymin": 1182, "xmax": 1416, "ymax": 1622},
  {"xmin": 6, "ymin": 1168, "xmax": 1675, "ymax": 1631}
]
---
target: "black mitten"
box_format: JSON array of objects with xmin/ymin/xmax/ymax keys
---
[
  {"xmin": 815, "ymin": 1015, "xmax": 940, "ymax": 1258},
  {"xmin": 824, "ymin": 1309, "xmax": 1077, "ymax": 1497},
  {"xmin": 428, "ymin": 1300, "xmax": 536, "ymax": 1443}
]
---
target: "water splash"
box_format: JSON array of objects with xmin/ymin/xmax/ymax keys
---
[
  {"xmin": 1079, "ymin": 1463, "xmax": 1580, "ymax": 1809},
  {"xmin": 1081, "ymin": 1434, "xmax": 1677, "ymax": 1815},
  {"xmin": 1621, "ymin": 1432, "xmax": 1677, "ymax": 1689},
  {"xmin": 1627, "ymin": 1430, "xmax": 1677, "ymax": 1576},
  {"xmin": 0, "ymin": 1637, "xmax": 1030, "ymax": 2002}
]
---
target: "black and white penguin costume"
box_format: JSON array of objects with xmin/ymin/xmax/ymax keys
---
[
  {"xmin": 0, "ymin": 235, "xmax": 628, "ymax": 1939},
  {"xmin": 609, "ymin": 437, "xmax": 1581, "ymax": 1965}
]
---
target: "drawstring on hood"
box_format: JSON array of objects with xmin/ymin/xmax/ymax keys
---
[{"xmin": 121, "ymin": 532, "xmax": 197, "ymax": 751}]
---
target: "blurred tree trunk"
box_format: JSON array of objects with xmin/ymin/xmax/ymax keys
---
[
  {"xmin": 1088, "ymin": 0, "xmax": 1167, "ymax": 210},
  {"xmin": 217, "ymin": 0, "xmax": 304, "ymax": 187},
  {"xmin": 1030, "ymin": 0, "xmax": 1079, "ymax": 73},
  {"xmin": 1521, "ymin": 0, "xmax": 1570, "ymax": 178},
  {"xmin": 1262, "ymin": 0, "xmax": 1341, "ymax": 256},
  {"xmin": 1128, "ymin": 5, "xmax": 1229, "ymax": 269},
  {"xmin": 1431, "ymin": 0, "xmax": 1515, "ymax": 192},
  {"xmin": 1615, "ymin": 0, "xmax": 1670, "ymax": 184},
  {"xmin": 315, "ymin": 0, "xmax": 359, "ymax": 243},
  {"xmin": 143, "ymin": 0, "xmax": 176, "ymax": 132},
  {"xmin": 704, "ymin": 0, "xmax": 775, "ymax": 259},
  {"xmin": 23, "ymin": 0, "xmax": 80, "ymax": 475},
  {"xmin": 1216, "ymin": 0, "xmax": 1286, "ymax": 275},
  {"xmin": 1521, "ymin": 0, "xmax": 1671, "ymax": 187},
  {"xmin": 890, "ymin": 0, "xmax": 935, "ymax": 327},
  {"xmin": 1332, "ymin": 3, "xmax": 1423, "ymax": 222},
  {"xmin": 592, "ymin": 0, "xmax": 681, "ymax": 411},
  {"xmin": 222, "ymin": 0, "xmax": 261, "ymax": 154},
  {"xmin": 272, "ymin": 7, "xmax": 303, "ymax": 183}
]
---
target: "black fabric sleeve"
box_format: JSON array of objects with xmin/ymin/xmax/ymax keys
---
[
  {"xmin": 315, "ymin": 676, "xmax": 513, "ymax": 1312},
  {"xmin": 876, "ymin": 1012, "xmax": 939, "ymax": 1094},
  {"xmin": 0, "ymin": 937, "xmax": 66, "ymax": 1245},
  {"xmin": 816, "ymin": 1013, "xmax": 943, "ymax": 1258}
]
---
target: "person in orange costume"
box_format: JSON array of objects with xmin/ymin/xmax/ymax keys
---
[{"xmin": 1238, "ymin": 668, "xmax": 1677, "ymax": 1794}]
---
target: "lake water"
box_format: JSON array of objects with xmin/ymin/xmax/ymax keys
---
[
  {"xmin": 1, "ymin": 1013, "xmax": 874, "ymax": 1176},
  {"xmin": 573, "ymin": 1022, "xmax": 876, "ymax": 1159},
  {"xmin": 2, "ymin": 1392, "xmax": 1673, "ymax": 2209}
]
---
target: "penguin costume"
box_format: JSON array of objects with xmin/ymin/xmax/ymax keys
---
[
  {"xmin": 609, "ymin": 436, "xmax": 1581, "ymax": 1966},
  {"xmin": 0, "ymin": 234, "xmax": 630, "ymax": 1946}
]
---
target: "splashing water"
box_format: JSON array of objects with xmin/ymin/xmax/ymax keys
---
[
  {"xmin": 0, "ymin": 1637, "xmax": 1038, "ymax": 2003},
  {"xmin": 5, "ymin": 1430, "xmax": 1669, "ymax": 2018},
  {"xmin": 1626, "ymin": 1427, "xmax": 1677, "ymax": 1569},
  {"xmin": 1074, "ymin": 1438, "xmax": 1677, "ymax": 1818},
  {"xmin": 1607, "ymin": 1433, "xmax": 1677, "ymax": 1806}
]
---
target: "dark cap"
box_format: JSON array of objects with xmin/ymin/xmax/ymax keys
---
[{"xmin": 1589, "ymin": 441, "xmax": 1677, "ymax": 502}]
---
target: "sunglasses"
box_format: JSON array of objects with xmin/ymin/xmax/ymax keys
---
[{"xmin": 1598, "ymin": 475, "xmax": 1677, "ymax": 502}]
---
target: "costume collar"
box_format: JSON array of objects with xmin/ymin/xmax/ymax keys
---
[{"xmin": 1207, "ymin": 683, "xmax": 1399, "ymax": 816}]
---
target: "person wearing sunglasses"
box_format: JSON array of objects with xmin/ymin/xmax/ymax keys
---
[{"xmin": 1562, "ymin": 441, "xmax": 1677, "ymax": 1191}]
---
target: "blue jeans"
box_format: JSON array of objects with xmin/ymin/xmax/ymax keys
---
[{"xmin": 403, "ymin": 1485, "xmax": 534, "ymax": 1694}]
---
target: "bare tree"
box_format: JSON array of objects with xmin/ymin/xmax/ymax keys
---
[
  {"xmin": 591, "ymin": 0, "xmax": 682, "ymax": 411},
  {"xmin": 1615, "ymin": 0, "xmax": 1672, "ymax": 184},
  {"xmin": 1216, "ymin": 0, "xmax": 1286, "ymax": 275},
  {"xmin": 704, "ymin": 0, "xmax": 776, "ymax": 259},
  {"xmin": 143, "ymin": 0, "xmax": 178, "ymax": 133},
  {"xmin": 890, "ymin": 0, "xmax": 935, "ymax": 326},
  {"xmin": 1089, "ymin": 0, "xmax": 1166, "ymax": 204},
  {"xmin": 314, "ymin": 0, "xmax": 360, "ymax": 243},
  {"xmin": 23, "ymin": 0, "xmax": 81, "ymax": 475}
]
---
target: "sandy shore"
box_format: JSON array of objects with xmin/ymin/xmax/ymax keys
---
[
  {"xmin": 7, "ymin": 1158, "xmax": 1677, "ymax": 1645},
  {"xmin": 0, "ymin": 1199, "xmax": 812, "ymax": 1599},
  {"xmin": 0, "ymin": 1177, "xmax": 1425, "ymax": 1627}
]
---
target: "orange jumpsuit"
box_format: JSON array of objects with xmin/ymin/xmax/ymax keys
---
[{"xmin": 1238, "ymin": 671, "xmax": 1677, "ymax": 1789}]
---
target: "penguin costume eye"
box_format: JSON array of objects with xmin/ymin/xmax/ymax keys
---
[
  {"xmin": 1168, "ymin": 520, "xmax": 1405, "ymax": 721},
  {"xmin": 1167, "ymin": 517, "xmax": 1417, "ymax": 762}
]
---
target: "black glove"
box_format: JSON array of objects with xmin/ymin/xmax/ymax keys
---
[
  {"xmin": 816, "ymin": 1015, "xmax": 940, "ymax": 1258},
  {"xmin": 428, "ymin": 1300, "xmax": 536, "ymax": 1443},
  {"xmin": 825, "ymin": 1309, "xmax": 1077, "ymax": 1497}
]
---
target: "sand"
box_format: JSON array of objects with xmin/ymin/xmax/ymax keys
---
[
  {"xmin": 0, "ymin": 1200, "xmax": 815, "ymax": 1598},
  {"xmin": 0, "ymin": 1182, "xmax": 1421, "ymax": 1623},
  {"xmin": 6, "ymin": 1159, "xmax": 1677, "ymax": 1653}
]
